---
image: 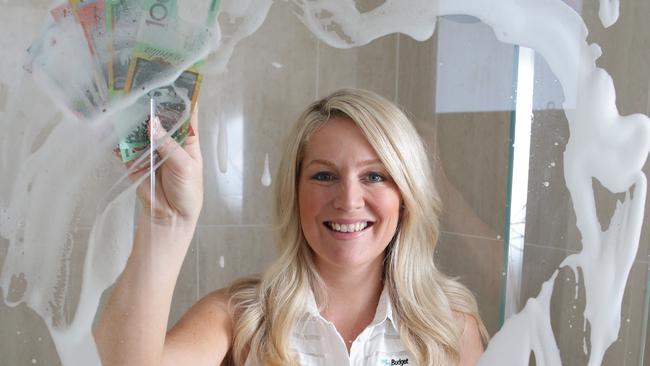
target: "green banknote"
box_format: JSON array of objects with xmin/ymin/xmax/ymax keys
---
[
  {"xmin": 105, "ymin": 0, "xmax": 142, "ymax": 95},
  {"xmin": 116, "ymin": 0, "xmax": 220, "ymax": 162}
]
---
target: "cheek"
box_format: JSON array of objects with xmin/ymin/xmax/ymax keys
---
[
  {"xmin": 375, "ymin": 189, "xmax": 402, "ymax": 225},
  {"xmin": 298, "ymin": 183, "xmax": 322, "ymax": 230}
]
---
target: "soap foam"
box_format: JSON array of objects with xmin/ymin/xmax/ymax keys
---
[{"xmin": 0, "ymin": 0, "xmax": 647, "ymax": 365}]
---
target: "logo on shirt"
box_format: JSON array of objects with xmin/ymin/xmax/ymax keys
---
[{"xmin": 381, "ymin": 358, "xmax": 409, "ymax": 365}]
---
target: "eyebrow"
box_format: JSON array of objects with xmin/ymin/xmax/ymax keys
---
[{"xmin": 304, "ymin": 158, "xmax": 383, "ymax": 169}]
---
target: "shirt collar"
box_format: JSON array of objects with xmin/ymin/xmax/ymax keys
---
[{"xmin": 304, "ymin": 285, "xmax": 398, "ymax": 328}]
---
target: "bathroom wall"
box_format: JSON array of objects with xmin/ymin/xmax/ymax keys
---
[{"xmin": 0, "ymin": 0, "xmax": 648, "ymax": 365}]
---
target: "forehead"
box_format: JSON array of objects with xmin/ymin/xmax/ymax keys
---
[{"xmin": 303, "ymin": 117, "xmax": 380, "ymax": 164}]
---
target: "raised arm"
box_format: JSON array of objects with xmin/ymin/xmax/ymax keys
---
[{"xmin": 93, "ymin": 106, "xmax": 232, "ymax": 365}]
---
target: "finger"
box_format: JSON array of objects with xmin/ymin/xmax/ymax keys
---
[
  {"xmin": 183, "ymin": 103, "xmax": 201, "ymax": 162},
  {"xmin": 125, "ymin": 154, "xmax": 150, "ymax": 173},
  {"xmin": 151, "ymin": 116, "xmax": 193, "ymax": 176}
]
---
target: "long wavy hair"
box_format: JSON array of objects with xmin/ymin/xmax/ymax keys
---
[{"xmin": 228, "ymin": 88, "xmax": 489, "ymax": 365}]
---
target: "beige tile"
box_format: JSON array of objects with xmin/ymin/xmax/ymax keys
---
[
  {"xmin": 354, "ymin": 34, "xmax": 399, "ymax": 100},
  {"xmin": 199, "ymin": 121, "xmax": 277, "ymax": 226},
  {"xmin": 316, "ymin": 40, "xmax": 359, "ymax": 97},
  {"xmin": 436, "ymin": 232, "xmax": 504, "ymax": 336},
  {"xmin": 236, "ymin": 0, "xmax": 319, "ymax": 120},
  {"xmin": 433, "ymin": 112, "xmax": 510, "ymax": 239},
  {"xmin": 317, "ymin": 34, "xmax": 398, "ymax": 100},
  {"xmin": 520, "ymin": 244, "xmax": 648, "ymax": 365},
  {"xmin": 397, "ymin": 33, "xmax": 437, "ymax": 121},
  {"xmin": 524, "ymin": 109, "xmax": 581, "ymax": 252},
  {"xmin": 0, "ymin": 300, "xmax": 61, "ymax": 366},
  {"xmin": 168, "ymin": 238, "xmax": 199, "ymax": 329},
  {"xmin": 197, "ymin": 225, "xmax": 275, "ymax": 299}
]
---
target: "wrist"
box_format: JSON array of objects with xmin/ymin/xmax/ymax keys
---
[{"xmin": 137, "ymin": 213, "xmax": 199, "ymax": 236}]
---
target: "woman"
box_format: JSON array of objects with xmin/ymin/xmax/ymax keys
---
[{"xmin": 94, "ymin": 88, "xmax": 488, "ymax": 365}]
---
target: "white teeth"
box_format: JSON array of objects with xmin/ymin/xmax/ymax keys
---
[{"xmin": 329, "ymin": 222, "xmax": 368, "ymax": 233}]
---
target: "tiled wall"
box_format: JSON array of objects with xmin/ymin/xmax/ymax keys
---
[{"xmin": 0, "ymin": 0, "xmax": 648, "ymax": 365}]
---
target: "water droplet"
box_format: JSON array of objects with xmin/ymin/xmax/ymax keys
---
[
  {"xmin": 554, "ymin": 142, "xmax": 559, "ymax": 146},
  {"xmin": 16, "ymin": 330, "xmax": 21, "ymax": 335},
  {"xmin": 219, "ymin": 256, "xmax": 225, "ymax": 268},
  {"xmin": 542, "ymin": 181, "xmax": 550, "ymax": 187},
  {"xmin": 550, "ymin": 162, "xmax": 556, "ymax": 167},
  {"xmin": 496, "ymin": 235, "xmax": 501, "ymax": 239},
  {"xmin": 31, "ymin": 359, "xmax": 37, "ymax": 364}
]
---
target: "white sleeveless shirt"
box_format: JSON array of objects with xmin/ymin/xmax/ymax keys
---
[{"xmin": 245, "ymin": 286, "xmax": 415, "ymax": 365}]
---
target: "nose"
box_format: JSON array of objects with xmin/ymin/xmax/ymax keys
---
[{"xmin": 332, "ymin": 179, "xmax": 365, "ymax": 211}]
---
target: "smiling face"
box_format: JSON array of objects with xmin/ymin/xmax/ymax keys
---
[{"xmin": 298, "ymin": 116, "xmax": 402, "ymax": 274}]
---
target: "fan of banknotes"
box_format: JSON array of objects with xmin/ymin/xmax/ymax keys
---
[{"xmin": 24, "ymin": 0, "xmax": 220, "ymax": 162}]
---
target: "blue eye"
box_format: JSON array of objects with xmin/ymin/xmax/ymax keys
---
[
  {"xmin": 312, "ymin": 171, "xmax": 336, "ymax": 181},
  {"xmin": 367, "ymin": 172, "xmax": 386, "ymax": 183}
]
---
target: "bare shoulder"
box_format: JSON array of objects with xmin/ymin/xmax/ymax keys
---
[
  {"xmin": 453, "ymin": 311, "xmax": 484, "ymax": 366},
  {"xmin": 162, "ymin": 288, "xmax": 234, "ymax": 366}
]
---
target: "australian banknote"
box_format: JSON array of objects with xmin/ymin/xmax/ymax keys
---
[{"xmin": 116, "ymin": 0, "xmax": 219, "ymax": 162}]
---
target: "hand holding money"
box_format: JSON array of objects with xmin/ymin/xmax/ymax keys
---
[{"xmin": 128, "ymin": 105, "xmax": 203, "ymax": 226}]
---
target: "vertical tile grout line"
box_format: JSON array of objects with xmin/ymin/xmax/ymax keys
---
[{"xmin": 394, "ymin": 34, "xmax": 400, "ymax": 103}]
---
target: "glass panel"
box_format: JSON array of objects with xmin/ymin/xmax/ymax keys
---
[{"xmin": 0, "ymin": 0, "xmax": 647, "ymax": 365}]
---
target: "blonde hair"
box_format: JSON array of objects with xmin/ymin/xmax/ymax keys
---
[{"xmin": 228, "ymin": 88, "xmax": 488, "ymax": 365}]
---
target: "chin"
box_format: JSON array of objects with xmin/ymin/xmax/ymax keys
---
[{"xmin": 315, "ymin": 247, "xmax": 384, "ymax": 271}]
